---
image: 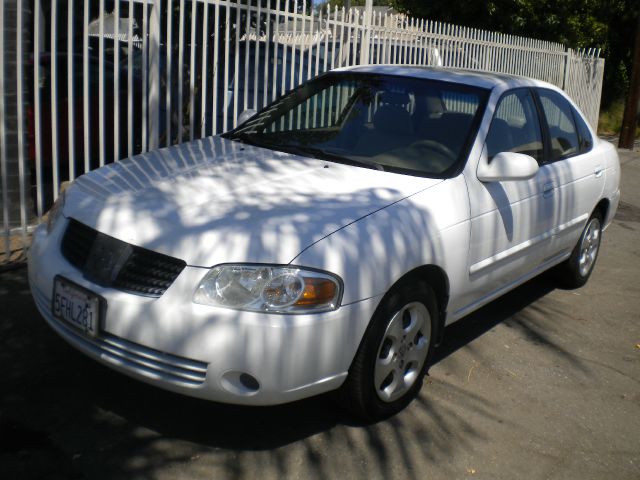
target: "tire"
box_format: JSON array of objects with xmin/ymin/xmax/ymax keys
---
[
  {"xmin": 340, "ymin": 281, "xmax": 438, "ymax": 420},
  {"xmin": 556, "ymin": 212, "xmax": 603, "ymax": 288}
]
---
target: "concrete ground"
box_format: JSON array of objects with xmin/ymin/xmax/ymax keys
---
[{"xmin": 1, "ymin": 146, "xmax": 639, "ymax": 480}]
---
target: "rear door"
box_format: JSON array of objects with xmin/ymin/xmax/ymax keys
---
[{"xmin": 534, "ymin": 89, "xmax": 605, "ymax": 259}]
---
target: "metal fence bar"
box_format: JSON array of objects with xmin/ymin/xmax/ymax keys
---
[
  {"xmin": 233, "ymin": 0, "xmax": 240, "ymax": 125},
  {"xmin": 263, "ymin": 1, "xmax": 271, "ymax": 108},
  {"xmin": 82, "ymin": 0, "xmax": 90, "ymax": 173},
  {"xmin": 99, "ymin": 0, "xmax": 106, "ymax": 164},
  {"xmin": 272, "ymin": 0, "xmax": 280, "ymax": 103},
  {"xmin": 280, "ymin": 0, "xmax": 288, "ymax": 97},
  {"xmin": 149, "ymin": 0, "xmax": 161, "ymax": 150},
  {"xmin": 200, "ymin": 1, "xmax": 209, "ymax": 137},
  {"xmin": 142, "ymin": 2, "xmax": 150, "ymax": 151},
  {"xmin": 34, "ymin": 0, "xmax": 43, "ymax": 218},
  {"xmin": 212, "ymin": 0, "xmax": 219, "ymax": 134},
  {"xmin": 289, "ymin": 1, "xmax": 297, "ymax": 95},
  {"xmin": 166, "ymin": 0, "xmax": 173, "ymax": 145},
  {"xmin": 298, "ymin": 0, "xmax": 305, "ymax": 85},
  {"xmin": 127, "ymin": 0, "xmax": 134, "ymax": 156},
  {"xmin": 189, "ymin": 0, "xmax": 197, "ymax": 140},
  {"xmin": 243, "ymin": 0, "xmax": 249, "ymax": 112},
  {"xmin": 0, "ymin": 0, "xmax": 8, "ymax": 260},
  {"xmin": 17, "ymin": 0, "xmax": 28, "ymax": 248},
  {"xmin": 67, "ymin": 0, "xmax": 76, "ymax": 179},
  {"xmin": 51, "ymin": 0, "xmax": 60, "ymax": 200},
  {"xmin": 178, "ymin": 0, "xmax": 185, "ymax": 143},
  {"xmin": 113, "ymin": 0, "xmax": 120, "ymax": 162},
  {"xmin": 222, "ymin": 1, "xmax": 230, "ymax": 132},
  {"xmin": 253, "ymin": 0, "xmax": 261, "ymax": 110}
]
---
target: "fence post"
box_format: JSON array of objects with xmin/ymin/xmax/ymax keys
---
[
  {"xmin": 360, "ymin": 0, "xmax": 372, "ymax": 65},
  {"xmin": 562, "ymin": 48, "xmax": 572, "ymax": 90},
  {"xmin": 148, "ymin": 0, "xmax": 160, "ymax": 151}
]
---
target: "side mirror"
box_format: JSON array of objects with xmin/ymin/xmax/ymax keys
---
[
  {"xmin": 477, "ymin": 151, "xmax": 539, "ymax": 182},
  {"xmin": 237, "ymin": 109, "xmax": 257, "ymax": 125}
]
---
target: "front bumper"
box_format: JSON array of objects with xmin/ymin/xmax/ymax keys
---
[{"xmin": 28, "ymin": 218, "xmax": 380, "ymax": 405}]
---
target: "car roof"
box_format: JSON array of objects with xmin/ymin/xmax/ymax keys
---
[{"xmin": 332, "ymin": 65, "xmax": 558, "ymax": 91}]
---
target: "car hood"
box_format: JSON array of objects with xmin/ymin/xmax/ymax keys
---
[{"xmin": 63, "ymin": 136, "xmax": 443, "ymax": 267}]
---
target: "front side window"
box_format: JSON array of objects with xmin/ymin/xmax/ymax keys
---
[
  {"xmin": 486, "ymin": 89, "xmax": 543, "ymax": 163},
  {"xmin": 225, "ymin": 73, "xmax": 488, "ymax": 177},
  {"xmin": 537, "ymin": 89, "xmax": 581, "ymax": 160}
]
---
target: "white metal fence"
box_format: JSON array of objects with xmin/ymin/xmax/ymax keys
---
[{"xmin": 0, "ymin": 0, "xmax": 605, "ymax": 262}]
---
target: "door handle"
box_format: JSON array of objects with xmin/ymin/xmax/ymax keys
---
[
  {"xmin": 542, "ymin": 182, "xmax": 555, "ymax": 197},
  {"xmin": 594, "ymin": 166, "xmax": 604, "ymax": 178}
]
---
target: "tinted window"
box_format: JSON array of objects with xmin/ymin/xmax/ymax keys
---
[
  {"xmin": 537, "ymin": 89, "xmax": 580, "ymax": 160},
  {"xmin": 226, "ymin": 73, "xmax": 488, "ymax": 177},
  {"xmin": 486, "ymin": 89, "xmax": 543, "ymax": 163},
  {"xmin": 573, "ymin": 107, "xmax": 593, "ymax": 152}
]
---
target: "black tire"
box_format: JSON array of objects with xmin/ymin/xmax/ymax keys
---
[
  {"xmin": 556, "ymin": 212, "xmax": 603, "ymax": 288},
  {"xmin": 340, "ymin": 281, "xmax": 438, "ymax": 421}
]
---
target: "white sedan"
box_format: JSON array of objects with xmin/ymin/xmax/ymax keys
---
[{"xmin": 28, "ymin": 66, "xmax": 620, "ymax": 419}]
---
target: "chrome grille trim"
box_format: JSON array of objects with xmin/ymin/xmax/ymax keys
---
[{"xmin": 32, "ymin": 284, "xmax": 208, "ymax": 387}]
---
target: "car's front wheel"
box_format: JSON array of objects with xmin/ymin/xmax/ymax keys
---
[
  {"xmin": 340, "ymin": 281, "xmax": 438, "ymax": 420},
  {"xmin": 556, "ymin": 212, "xmax": 603, "ymax": 288}
]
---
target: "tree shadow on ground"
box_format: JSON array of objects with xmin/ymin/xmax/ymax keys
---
[
  {"xmin": 433, "ymin": 270, "xmax": 556, "ymax": 365},
  {"xmin": 1, "ymin": 266, "xmax": 586, "ymax": 480}
]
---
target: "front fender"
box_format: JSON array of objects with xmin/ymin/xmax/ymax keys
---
[{"xmin": 291, "ymin": 177, "xmax": 470, "ymax": 307}]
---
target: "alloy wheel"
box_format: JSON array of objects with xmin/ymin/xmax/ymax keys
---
[{"xmin": 374, "ymin": 301, "xmax": 431, "ymax": 403}]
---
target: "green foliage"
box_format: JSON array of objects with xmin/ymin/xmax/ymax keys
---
[
  {"xmin": 599, "ymin": 99, "xmax": 640, "ymax": 135},
  {"xmin": 387, "ymin": 0, "xmax": 637, "ymax": 107},
  {"xmin": 313, "ymin": 0, "xmax": 636, "ymax": 109}
]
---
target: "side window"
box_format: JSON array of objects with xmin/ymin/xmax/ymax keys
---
[
  {"xmin": 537, "ymin": 90, "xmax": 580, "ymax": 160},
  {"xmin": 486, "ymin": 89, "xmax": 543, "ymax": 163},
  {"xmin": 572, "ymin": 107, "xmax": 594, "ymax": 152}
]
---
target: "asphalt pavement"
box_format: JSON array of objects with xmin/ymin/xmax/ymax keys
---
[{"xmin": 1, "ymin": 145, "xmax": 639, "ymax": 480}]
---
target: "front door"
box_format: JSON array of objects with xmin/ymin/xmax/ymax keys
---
[{"xmin": 455, "ymin": 88, "xmax": 557, "ymax": 317}]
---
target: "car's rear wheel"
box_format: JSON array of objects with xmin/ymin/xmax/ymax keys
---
[
  {"xmin": 340, "ymin": 281, "xmax": 437, "ymax": 420},
  {"xmin": 556, "ymin": 212, "xmax": 603, "ymax": 288}
]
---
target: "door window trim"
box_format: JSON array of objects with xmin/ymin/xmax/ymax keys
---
[{"xmin": 532, "ymin": 87, "xmax": 586, "ymax": 164}]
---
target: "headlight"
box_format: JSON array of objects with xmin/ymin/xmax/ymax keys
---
[
  {"xmin": 193, "ymin": 264, "xmax": 342, "ymax": 314},
  {"xmin": 46, "ymin": 190, "xmax": 66, "ymax": 234}
]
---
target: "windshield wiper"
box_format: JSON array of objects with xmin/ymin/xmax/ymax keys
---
[
  {"xmin": 223, "ymin": 131, "xmax": 265, "ymax": 147},
  {"xmin": 277, "ymin": 145, "xmax": 385, "ymax": 172},
  {"xmin": 222, "ymin": 135, "xmax": 385, "ymax": 172}
]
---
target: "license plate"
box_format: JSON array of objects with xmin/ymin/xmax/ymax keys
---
[{"xmin": 52, "ymin": 277, "xmax": 101, "ymax": 338}]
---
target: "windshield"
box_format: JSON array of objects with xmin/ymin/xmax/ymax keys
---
[{"xmin": 224, "ymin": 72, "xmax": 488, "ymax": 177}]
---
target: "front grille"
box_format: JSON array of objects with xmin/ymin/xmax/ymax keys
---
[
  {"xmin": 61, "ymin": 219, "xmax": 97, "ymax": 269},
  {"xmin": 113, "ymin": 249, "xmax": 187, "ymax": 297},
  {"xmin": 61, "ymin": 218, "xmax": 186, "ymax": 298}
]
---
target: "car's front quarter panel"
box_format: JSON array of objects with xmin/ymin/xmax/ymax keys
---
[{"xmin": 292, "ymin": 175, "xmax": 471, "ymax": 329}]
